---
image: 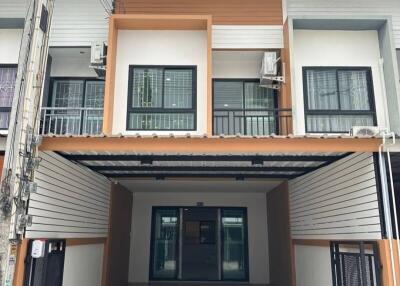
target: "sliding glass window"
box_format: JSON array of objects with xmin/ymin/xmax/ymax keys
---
[
  {"xmin": 213, "ymin": 79, "xmax": 277, "ymax": 136},
  {"xmin": 303, "ymin": 67, "xmax": 376, "ymax": 133},
  {"xmin": 0, "ymin": 65, "xmax": 17, "ymax": 129},
  {"xmin": 127, "ymin": 66, "xmax": 196, "ymax": 130}
]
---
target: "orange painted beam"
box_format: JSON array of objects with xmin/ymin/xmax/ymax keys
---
[
  {"xmin": 378, "ymin": 240, "xmax": 400, "ymax": 286},
  {"xmin": 39, "ymin": 137, "xmax": 381, "ymax": 153}
]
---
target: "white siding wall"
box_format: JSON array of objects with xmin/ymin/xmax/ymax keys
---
[
  {"xmin": 113, "ymin": 30, "xmax": 208, "ymax": 135},
  {"xmin": 212, "ymin": 25, "xmax": 283, "ymax": 49},
  {"xmin": 0, "ymin": 29, "xmax": 22, "ymax": 63},
  {"xmin": 289, "ymin": 152, "xmax": 382, "ymax": 240},
  {"xmin": 287, "ymin": 0, "xmax": 400, "ymax": 48},
  {"xmin": 26, "ymin": 151, "xmax": 111, "ymax": 238},
  {"xmin": 0, "ymin": 0, "xmax": 28, "ymax": 18},
  {"xmin": 292, "ymin": 30, "xmax": 388, "ymax": 135},
  {"xmin": 129, "ymin": 191, "xmax": 269, "ymax": 285},
  {"xmin": 294, "ymin": 245, "xmax": 333, "ymax": 286},
  {"xmin": 62, "ymin": 244, "xmax": 104, "ymax": 286}
]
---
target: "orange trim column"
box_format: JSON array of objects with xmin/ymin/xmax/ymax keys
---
[
  {"xmin": 378, "ymin": 239, "xmax": 400, "ymax": 286},
  {"xmin": 102, "ymin": 17, "xmax": 118, "ymax": 135},
  {"xmin": 206, "ymin": 17, "xmax": 213, "ymax": 136},
  {"xmin": 13, "ymin": 240, "xmax": 28, "ymax": 286}
]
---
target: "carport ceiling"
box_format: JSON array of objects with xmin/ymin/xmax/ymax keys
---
[{"xmin": 59, "ymin": 151, "xmax": 352, "ymax": 180}]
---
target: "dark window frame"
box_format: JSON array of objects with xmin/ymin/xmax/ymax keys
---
[
  {"xmin": 0, "ymin": 64, "xmax": 18, "ymax": 130},
  {"xmin": 47, "ymin": 77, "xmax": 105, "ymax": 108},
  {"xmin": 212, "ymin": 78, "xmax": 279, "ymax": 135},
  {"xmin": 303, "ymin": 66, "xmax": 377, "ymax": 133},
  {"xmin": 127, "ymin": 65, "xmax": 197, "ymax": 131}
]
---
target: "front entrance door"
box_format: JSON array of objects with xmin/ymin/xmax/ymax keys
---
[
  {"xmin": 150, "ymin": 207, "xmax": 248, "ymax": 281},
  {"xmin": 182, "ymin": 208, "xmax": 219, "ymax": 280}
]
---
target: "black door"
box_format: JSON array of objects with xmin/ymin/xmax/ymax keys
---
[{"xmin": 181, "ymin": 207, "xmax": 219, "ymax": 280}]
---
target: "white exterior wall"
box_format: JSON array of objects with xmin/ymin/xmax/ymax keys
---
[
  {"xmin": 113, "ymin": 30, "xmax": 208, "ymax": 135},
  {"xmin": 0, "ymin": 0, "xmax": 28, "ymax": 18},
  {"xmin": 213, "ymin": 51, "xmax": 263, "ymax": 79},
  {"xmin": 286, "ymin": 0, "xmax": 400, "ymax": 48},
  {"xmin": 294, "ymin": 245, "xmax": 333, "ymax": 286},
  {"xmin": 212, "ymin": 25, "xmax": 283, "ymax": 49},
  {"xmin": 26, "ymin": 151, "xmax": 111, "ymax": 238},
  {"xmin": 292, "ymin": 30, "xmax": 388, "ymax": 135},
  {"xmin": 49, "ymin": 48, "xmax": 97, "ymax": 77},
  {"xmin": 0, "ymin": 29, "xmax": 22, "ymax": 64},
  {"xmin": 289, "ymin": 152, "xmax": 382, "ymax": 240},
  {"xmin": 129, "ymin": 191, "xmax": 269, "ymax": 285},
  {"xmin": 62, "ymin": 244, "xmax": 104, "ymax": 286}
]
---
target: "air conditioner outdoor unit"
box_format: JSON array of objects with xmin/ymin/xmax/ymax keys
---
[
  {"xmin": 260, "ymin": 51, "xmax": 284, "ymax": 90},
  {"xmin": 90, "ymin": 41, "xmax": 107, "ymax": 78},
  {"xmin": 350, "ymin": 126, "xmax": 381, "ymax": 137}
]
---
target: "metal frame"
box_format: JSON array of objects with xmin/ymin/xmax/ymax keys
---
[
  {"xmin": 149, "ymin": 206, "xmax": 249, "ymax": 282},
  {"xmin": 330, "ymin": 241, "xmax": 381, "ymax": 286},
  {"xmin": 0, "ymin": 64, "xmax": 18, "ymax": 130},
  {"xmin": 302, "ymin": 66, "xmax": 377, "ymax": 133},
  {"xmin": 212, "ymin": 78, "xmax": 279, "ymax": 135},
  {"xmin": 59, "ymin": 152, "xmax": 352, "ymax": 179},
  {"xmin": 126, "ymin": 65, "xmax": 197, "ymax": 131}
]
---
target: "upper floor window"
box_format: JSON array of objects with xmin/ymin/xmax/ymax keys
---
[
  {"xmin": 213, "ymin": 79, "xmax": 277, "ymax": 135},
  {"xmin": 0, "ymin": 65, "xmax": 17, "ymax": 129},
  {"xmin": 41, "ymin": 78, "xmax": 104, "ymax": 135},
  {"xmin": 127, "ymin": 66, "xmax": 196, "ymax": 131},
  {"xmin": 303, "ymin": 67, "xmax": 376, "ymax": 133}
]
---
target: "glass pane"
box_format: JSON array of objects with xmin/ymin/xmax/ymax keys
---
[
  {"xmin": 0, "ymin": 67, "xmax": 17, "ymax": 107},
  {"xmin": 52, "ymin": 80, "xmax": 84, "ymax": 107},
  {"xmin": 245, "ymin": 110, "xmax": 276, "ymax": 136},
  {"xmin": 306, "ymin": 69, "xmax": 339, "ymax": 110},
  {"xmin": 129, "ymin": 113, "xmax": 194, "ymax": 130},
  {"xmin": 213, "ymin": 81, "xmax": 243, "ymax": 109},
  {"xmin": 244, "ymin": 82, "xmax": 275, "ymax": 109},
  {"xmin": 0, "ymin": 112, "xmax": 10, "ymax": 129},
  {"xmin": 306, "ymin": 114, "xmax": 374, "ymax": 133},
  {"xmin": 338, "ymin": 70, "xmax": 371, "ymax": 110},
  {"xmin": 132, "ymin": 68, "xmax": 163, "ymax": 108},
  {"xmin": 151, "ymin": 209, "xmax": 179, "ymax": 280},
  {"xmin": 221, "ymin": 209, "xmax": 247, "ymax": 280},
  {"xmin": 85, "ymin": 81, "xmax": 104, "ymax": 108},
  {"xmin": 164, "ymin": 69, "xmax": 193, "ymax": 109}
]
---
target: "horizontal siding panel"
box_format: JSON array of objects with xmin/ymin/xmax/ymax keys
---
[
  {"xmin": 115, "ymin": 0, "xmax": 283, "ymax": 25},
  {"xmin": 26, "ymin": 151, "xmax": 111, "ymax": 239},
  {"xmin": 287, "ymin": 0, "xmax": 400, "ymax": 48},
  {"xmin": 289, "ymin": 152, "xmax": 382, "ymax": 240},
  {"xmin": 49, "ymin": 0, "xmax": 108, "ymax": 46},
  {"xmin": 0, "ymin": 0, "xmax": 28, "ymax": 18},
  {"xmin": 213, "ymin": 25, "xmax": 283, "ymax": 49}
]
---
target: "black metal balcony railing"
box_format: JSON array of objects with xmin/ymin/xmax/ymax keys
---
[
  {"xmin": 40, "ymin": 107, "xmax": 103, "ymax": 135},
  {"xmin": 213, "ymin": 108, "xmax": 292, "ymax": 136}
]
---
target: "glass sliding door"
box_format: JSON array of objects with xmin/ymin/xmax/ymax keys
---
[
  {"xmin": 150, "ymin": 208, "xmax": 180, "ymax": 280},
  {"xmin": 221, "ymin": 208, "xmax": 248, "ymax": 281}
]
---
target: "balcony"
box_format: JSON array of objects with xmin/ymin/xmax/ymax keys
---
[
  {"xmin": 40, "ymin": 107, "xmax": 103, "ymax": 135},
  {"xmin": 213, "ymin": 108, "xmax": 292, "ymax": 136}
]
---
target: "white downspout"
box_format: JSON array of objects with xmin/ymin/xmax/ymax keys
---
[{"xmin": 378, "ymin": 132, "xmax": 398, "ymax": 286}]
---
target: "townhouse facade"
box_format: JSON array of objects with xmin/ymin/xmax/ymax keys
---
[{"xmin": 0, "ymin": 0, "xmax": 400, "ymax": 286}]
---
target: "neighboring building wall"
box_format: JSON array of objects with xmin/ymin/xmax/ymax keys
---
[
  {"xmin": 213, "ymin": 51, "xmax": 263, "ymax": 79},
  {"xmin": 62, "ymin": 244, "xmax": 104, "ymax": 286},
  {"xmin": 289, "ymin": 152, "xmax": 382, "ymax": 240},
  {"xmin": 292, "ymin": 30, "xmax": 388, "ymax": 134},
  {"xmin": 0, "ymin": 29, "xmax": 22, "ymax": 63},
  {"xmin": 26, "ymin": 151, "xmax": 111, "ymax": 238},
  {"xmin": 129, "ymin": 191, "xmax": 270, "ymax": 285},
  {"xmin": 212, "ymin": 26, "xmax": 283, "ymax": 49},
  {"xmin": 294, "ymin": 245, "xmax": 333, "ymax": 286},
  {"xmin": 286, "ymin": 0, "xmax": 400, "ymax": 48},
  {"xmin": 49, "ymin": 47, "xmax": 97, "ymax": 77},
  {"xmin": 114, "ymin": 0, "xmax": 283, "ymax": 25},
  {"xmin": 113, "ymin": 30, "xmax": 208, "ymax": 135}
]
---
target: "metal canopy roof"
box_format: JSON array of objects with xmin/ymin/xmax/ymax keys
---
[{"xmin": 58, "ymin": 151, "xmax": 351, "ymax": 180}]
